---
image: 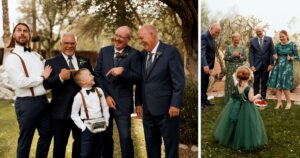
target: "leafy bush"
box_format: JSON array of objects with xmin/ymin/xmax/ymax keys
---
[
  {"xmin": 180, "ymin": 76, "xmax": 198, "ymax": 145},
  {"xmin": 292, "ymin": 61, "xmax": 300, "ymax": 91}
]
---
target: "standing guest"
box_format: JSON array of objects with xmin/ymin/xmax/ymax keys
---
[
  {"xmin": 5, "ymin": 22, "xmax": 52, "ymax": 158},
  {"xmin": 71, "ymin": 68, "xmax": 110, "ymax": 158},
  {"xmin": 224, "ymin": 32, "xmax": 247, "ymax": 103},
  {"xmin": 94, "ymin": 26, "xmax": 142, "ymax": 158},
  {"xmin": 249, "ymin": 27, "xmax": 274, "ymax": 102},
  {"xmin": 43, "ymin": 32, "xmax": 93, "ymax": 158},
  {"xmin": 267, "ymin": 30, "xmax": 299, "ymax": 110},
  {"xmin": 201, "ymin": 23, "xmax": 221, "ymax": 109},
  {"xmin": 137, "ymin": 24, "xmax": 185, "ymax": 158}
]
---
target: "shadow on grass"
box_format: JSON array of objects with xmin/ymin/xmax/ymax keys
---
[{"xmin": 201, "ymin": 97, "xmax": 300, "ymax": 158}]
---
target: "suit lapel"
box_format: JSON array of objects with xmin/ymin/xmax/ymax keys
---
[
  {"xmin": 142, "ymin": 51, "xmax": 147, "ymax": 80},
  {"xmin": 108, "ymin": 46, "xmax": 115, "ymax": 68},
  {"xmin": 146, "ymin": 42, "xmax": 164, "ymax": 79},
  {"xmin": 58, "ymin": 53, "xmax": 69, "ymax": 69}
]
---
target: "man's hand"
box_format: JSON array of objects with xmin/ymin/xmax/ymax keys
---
[
  {"xmin": 106, "ymin": 67, "xmax": 125, "ymax": 77},
  {"xmin": 135, "ymin": 105, "xmax": 143, "ymax": 119},
  {"xmin": 273, "ymin": 54, "xmax": 278, "ymax": 60},
  {"xmin": 251, "ymin": 66, "xmax": 256, "ymax": 72},
  {"xmin": 169, "ymin": 106, "xmax": 180, "ymax": 118},
  {"xmin": 42, "ymin": 65, "xmax": 52, "ymax": 79},
  {"xmin": 267, "ymin": 65, "xmax": 273, "ymax": 72},
  {"xmin": 59, "ymin": 68, "xmax": 71, "ymax": 80},
  {"xmin": 106, "ymin": 96, "xmax": 116, "ymax": 109},
  {"xmin": 203, "ymin": 66, "xmax": 209, "ymax": 74}
]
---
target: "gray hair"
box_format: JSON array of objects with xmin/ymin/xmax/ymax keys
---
[{"xmin": 60, "ymin": 32, "xmax": 77, "ymax": 43}]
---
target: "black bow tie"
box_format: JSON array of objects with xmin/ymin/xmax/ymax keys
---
[
  {"xmin": 86, "ymin": 88, "xmax": 95, "ymax": 95},
  {"xmin": 24, "ymin": 47, "xmax": 32, "ymax": 52}
]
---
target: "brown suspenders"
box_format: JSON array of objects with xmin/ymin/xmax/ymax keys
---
[
  {"xmin": 79, "ymin": 88, "xmax": 104, "ymax": 120},
  {"xmin": 11, "ymin": 53, "xmax": 35, "ymax": 96}
]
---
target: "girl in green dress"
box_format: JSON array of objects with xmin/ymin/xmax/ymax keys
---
[
  {"xmin": 224, "ymin": 32, "xmax": 247, "ymax": 103},
  {"xmin": 267, "ymin": 30, "xmax": 299, "ymax": 110},
  {"xmin": 214, "ymin": 66, "xmax": 267, "ymax": 151}
]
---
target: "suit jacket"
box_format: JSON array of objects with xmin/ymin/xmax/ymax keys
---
[
  {"xmin": 201, "ymin": 31, "xmax": 216, "ymax": 69},
  {"xmin": 43, "ymin": 53, "xmax": 93, "ymax": 119},
  {"xmin": 249, "ymin": 36, "xmax": 274, "ymax": 70},
  {"xmin": 94, "ymin": 45, "xmax": 142, "ymax": 115},
  {"xmin": 141, "ymin": 41, "xmax": 185, "ymax": 115}
]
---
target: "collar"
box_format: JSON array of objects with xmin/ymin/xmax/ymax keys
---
[
  {"xmin": 82, "ymin": 87, "xmax": 95, "ymax": 94},
  {"xmin": 114, "ymin": 47, "xmax": 125, "ymax": 54},
  {"xmin": 147, "ymin": 41, "xmax": 160, "ymax": 55},
  {"xmin": 62, "ymin": 53, "xmax": 75, "ymax": 61},
  {"xmin": 14, "ymin": 44, "xmax": 27, "ymax": 54}
]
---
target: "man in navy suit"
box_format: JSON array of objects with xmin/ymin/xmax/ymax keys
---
[
  {"xmin": 201, "ymin": 23, "xmax": 221, "ymax": 109},
  {"xmin": 137, "ymin": 24, "xmax": 185, "ymax": 158},
  {"xmin": 249, "ymin": 27, "xmax": 274, "ymax": 101},
  {"xmin": 43, "ymin": 32, "xmax": 93, "ymax": 158},
  {"xmin": 94, "ymin": 26, "xmax": 142, "ymax": 158}
]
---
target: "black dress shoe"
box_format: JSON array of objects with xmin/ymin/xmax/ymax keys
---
[{"xmin": 205, "ymin": 101, "xmax": 215, "ymax": 106}]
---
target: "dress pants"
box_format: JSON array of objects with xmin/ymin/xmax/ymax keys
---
[
  {"xmin": 142, "ymin": 105, "xmax": 179, "ymax": 158},
  {"xmin": 15, "ymin": 95, "xmax": 52, "ymax": 158},
  {"xmin": 52, "ymin": 119, "xmax": 81, "ymax": 158},
  {"xmin": 101, "ymin": 108, "xmax": 134, "ymax": 158},
  {"xmin": 201, "ymin": 68, "xmax": 210, "ymax": 106},
  {"xmin": 253, "ymin": 67, "xmax": 269, "ymax": 99},
  {"xmin": 81, "ymin": 129, "xmax": 105, "ymax": 158}
]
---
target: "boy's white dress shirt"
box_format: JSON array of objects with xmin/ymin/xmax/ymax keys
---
[{"xmin": 71, "ymin": 87, "xmax": 110, "ymax": 131}]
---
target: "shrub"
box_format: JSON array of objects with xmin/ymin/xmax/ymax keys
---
[
  {"xmin": 292, "ymin": 61, "xmax": 300, "ymax": 91},
  {"xmin": 179, "ymin": 76, "xmax": 198, "ymax": 145}
]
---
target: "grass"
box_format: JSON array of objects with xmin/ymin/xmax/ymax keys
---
[
  {"xmin": 201, "ymin": 97, "xmax": 300, "ymax": 158},
  {"xmin": 0, "ymin": 99, "xmax": 196, "ymax": 158}
]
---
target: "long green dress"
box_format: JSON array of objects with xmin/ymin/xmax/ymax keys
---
[
  {"xmin": 224, "ymin": 45, "xmax": 247, "ymax": 103},
  {"xmin": 214, "ymin": 85, "xmax": 268, "ymax": 151},
  {"xmin": 267, "ymin": 42, "xmax": 299, "ymax": 90}
]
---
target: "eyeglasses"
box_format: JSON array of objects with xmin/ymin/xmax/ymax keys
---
[
  {"xmin": 114, "ymin": 34, "xmax": 129, "ymax": 40},
  {"xmin": 63, "ymin": 42, "xmax": 76, "ymax": 46}
]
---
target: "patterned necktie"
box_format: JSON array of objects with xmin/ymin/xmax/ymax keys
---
[
  {"xmin": 146, "ymin": 53, "xmax": 154, "ymax": 71},
  {"xmin": 114, "ymin": 52, "xmax": 121, "ymax": 66},
  {"xmin": 68, "ymin": 56, "xmax": 75, "ymax": 69},
  {"xmin": 259, "ymin": 38, "xmax": 263, "ymax": 49}
]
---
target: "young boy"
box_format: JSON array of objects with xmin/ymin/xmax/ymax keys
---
[{"xmin": 71, "ymin": 68, "xmax": 109, "ymax": 158}]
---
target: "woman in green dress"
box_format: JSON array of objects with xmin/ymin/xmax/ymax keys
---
[
  {"xmin": 267, "ymin": 30, "xmax": 299, "ymax": 110},
  {"xmin": 214, "ymin": 66, "xmax": 267, "ymax": 151},
  {"xmin": 224, "ymin": 32, "xmax": 247, "ymax": 103}
]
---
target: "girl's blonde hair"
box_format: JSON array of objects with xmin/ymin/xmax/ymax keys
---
[{"xmin": 236, "ymin": 67, "xmax": 251, "ymax": 86}]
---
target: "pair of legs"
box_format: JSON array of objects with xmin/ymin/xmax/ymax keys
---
[
  {"xmin": 52, "ymin": 119, "xmax": 81, "ymax": 158},
  {"xmin": 253, "ymin": 67, "xmax": 269, "ymax": 100},
  {"xmin": 15, "ymin": 95, "xmax": 52, "ymax": 158},
  {"xmin": 81, "ymin": 129, "xmax": 105, "ymax": 158},
  {"xmin": 201, "ymin": 68, "xmax": 210, "ymax": 108},
  {"xmin": 101, "ymin": 108, "xmax": 134, "ymax": 158},
  {"xmin": 275, "ymin": 89, "xmax": 292, "ymax": 109}
]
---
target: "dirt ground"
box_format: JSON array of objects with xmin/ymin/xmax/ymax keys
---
[{"xmin": 207, "ymin": 61, "xmax": 300, "ymax": 105}]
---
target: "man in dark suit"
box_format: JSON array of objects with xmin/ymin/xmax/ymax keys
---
[
  {"xmin": 249, "ymin": 27, "xmax": 274, "ymax": 101},
  {"xmin": 201, "ymin": 23, "xmax": 221, "ymax": 109},
  {"xmin": 43, "ymin": 32, "xmax": 93, "ymax": 158},
  {"xmin": 137, "ymin": 24, "xmax": 185, "ymax": 158},
  {"xmin": 94, "ymin": 26, "xmax": 142, "ymax": 158}
]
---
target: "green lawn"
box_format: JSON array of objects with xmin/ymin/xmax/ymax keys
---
[
  {"xmin": 202, "ymin": 97, "xmax": 300, "ymax": 158},
  {"xmin": 0, "ymin": 99, "xmax": 196, "ymax": 158}
]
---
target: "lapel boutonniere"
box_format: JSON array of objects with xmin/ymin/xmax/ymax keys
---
[
  {"xmin": 116, "ymin": 51, "xmax": 128, "ymax": 59},
  {"xmin": 79, "ymin": 58, "xmax": 87, "ymax": 66},
  {"xmin": 155, "ymin": 51, "xmax": 162, "ymax": 59}
]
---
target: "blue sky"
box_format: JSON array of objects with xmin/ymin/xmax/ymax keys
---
[{"xmin": 203, "ymin": 0, "xmax": 300, "ymax": 36}]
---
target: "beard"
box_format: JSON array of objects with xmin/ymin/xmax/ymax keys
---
[{"xmin": 15, "ymin": 36, "xmax": 29, "ymax": 46}]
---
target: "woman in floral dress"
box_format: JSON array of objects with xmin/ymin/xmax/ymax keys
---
[
  {"xmin": 267, "ymin": 30, "xmax": 299, "ymax": 110},
  {"xmin": 224, "ymin": 32, "xmax": 247, "ymax": 103}
]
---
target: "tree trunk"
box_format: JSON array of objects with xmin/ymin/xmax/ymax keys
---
[
  {"xmin": 159, "ymin": 0, "xmax": 198, "ymax": 81},
  {"xmin": 2, "ymin": 0, "xmax": 11, "ymax": 65},
  {"xmin": 32, "ymin": 0, "xmax": 37, "ymax": 49},
  {"xmin": 2, "ymin": 0, "xmax": 10, "ymax": 45}
]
